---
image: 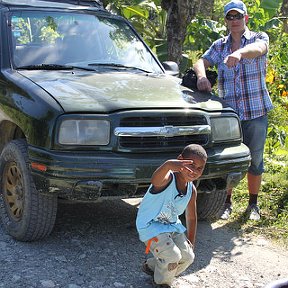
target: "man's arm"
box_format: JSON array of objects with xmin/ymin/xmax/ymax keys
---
[
  {"xmin": 224, "ymin": 41, "xmax": 267, "ymax": 68},
  {"xmin": 185, "ymin": 185, "xmax": 197, "ymax": 247},
  {"xmin": 193, "ymin": 58, "xmax": 213, "ymax": 92}
]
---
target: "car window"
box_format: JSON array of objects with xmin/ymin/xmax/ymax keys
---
[{"xmin": 10, "ymin": 10, "xmax": 163, "ymax": 73}]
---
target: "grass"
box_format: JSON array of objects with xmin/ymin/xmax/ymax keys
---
[{"xmin": 216, "ymin": 153, "xmax": 288, "ymax": 248}]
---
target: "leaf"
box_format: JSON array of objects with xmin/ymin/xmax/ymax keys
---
[
  {"xmin": 260, "ymin": 0, "xmax": 282, "ymax": 10},
  {"xmin": 122, "ymin": 6, "xmax": 149, "ymax": 19},
  {"xmin": 263, "ymin": 17, "xmax": 283, "ymax": 30},
  {"xmin": 138, "ymin": 0, "xmax": 159, "ymax": 11}
]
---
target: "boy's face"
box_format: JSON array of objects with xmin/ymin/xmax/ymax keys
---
[{"xmin": 180, "ymin": 154, "xmax": 206, "ymax": 181}]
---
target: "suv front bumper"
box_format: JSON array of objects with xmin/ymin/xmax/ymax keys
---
[{"xmin": 28, "ymin": 143, "xmax": 250, "ymax": 198}]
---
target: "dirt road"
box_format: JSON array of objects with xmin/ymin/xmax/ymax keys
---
[{"xmin": 0, "ymin": 198, "xmax": 287, "ymax": 288}]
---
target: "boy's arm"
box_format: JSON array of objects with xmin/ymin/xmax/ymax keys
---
[
  {"xmin": 151, "ymin": 159, "xmax": 193, "ymax": 192},
  {"xmin": 185, "ymin": 185, "xmax": 197, "ymax": 247}
]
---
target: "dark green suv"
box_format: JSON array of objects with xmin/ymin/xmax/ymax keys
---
[{"xmin": 0, "ymin": 0, "xmax": 250, "ymax": 241}]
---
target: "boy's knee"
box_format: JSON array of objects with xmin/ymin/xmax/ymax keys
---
[
  {"xmin": 166, "ymin": 248, "xmax": 182, "ymax": 264},
  {"xmin": 181, "ymin": 246, "xmax": 195, "ymax": 265},
  {"xmin": 186, "ymin": 250, "xmax": 195, "ymax": 265}
]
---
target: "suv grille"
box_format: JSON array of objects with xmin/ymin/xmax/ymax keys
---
[{"xmin": 118, "ymin": 115, "xmax": 209, "ymax": 149}]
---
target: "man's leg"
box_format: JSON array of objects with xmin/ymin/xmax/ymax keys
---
[
  {"xmin": 246, "ymin": 172, "xmax": 262, "ymax": 220},
  {"xmin": 248, "ymin": 172, "xmax": 262, "ymax": 203},
  {"xmin": 221, "ymin": 116, "xmax": 268, "ymax": 220},
  {"xmin": 243, "ymin": 116, "xmax": 268, "ymax": 220}
]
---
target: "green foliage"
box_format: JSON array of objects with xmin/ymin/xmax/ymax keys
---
[
  {"xmin": 106, "ymin": 0, "xmax": 167, "ymax": 58},
  {"xmin": 246, "ymin": 0, "xmax": 283, "ymax": 32},
  {"xmin": 178, "ymin": 18, "xmax": 226, "ymax": 71},
  {"xmin": 266, "ymin": 98, "xmax": 288, "ymax": 154},
  {"xmin": 184, "ymin": 17, "xmax": 226, "ymax": 53},
  {"xmin": 221, "ymin": 155, "xmax": 288, "ymax": 246},
  {"xmin": 14, "ymin": 18, "xmax": 31, "ymax": 44},
  {"xmin": 39, "ymin": 26, "xmax": 58, "ymax": 43},
  {"xmin": 265, "ymin": 30, "xmax": 288, "ymax": 153},
  {"xmin": 13, "ymin": 15, "xmax": 61, "ymax": 45},
  {"xmin": 260, "ymin": 0, "xmax": 283, "ymax": 16}
]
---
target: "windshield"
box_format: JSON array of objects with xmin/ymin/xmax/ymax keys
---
[{"xmin": 9, "ymin": 10, "xmax": 163, "ymax": 74}]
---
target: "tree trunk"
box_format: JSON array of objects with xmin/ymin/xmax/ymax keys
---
[
  {"xmin": 281, "ymin": 0, "xmax": 288, "ymax": 32},
  {"xmin": 198, "ymin": 0, "xmax": 215, "ymax": 17},
  {"xmin": 161, "ymin": 0, "xmax": 200, "ymax": 65}
]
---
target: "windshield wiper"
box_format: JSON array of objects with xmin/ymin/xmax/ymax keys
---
[
  {"xmin": 17, "ymin": 64, "xmax": 95, "ymax": 71},
  {"xmin": 17, "ymin": 64, "xmax": 74, "ymax": 70},
  {"xmin": 87, "ymin": 63, "xmax": 152, "ymax": 73}
]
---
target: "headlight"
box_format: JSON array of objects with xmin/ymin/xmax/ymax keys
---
[
  {"xmin": 58, "ymin": 119, "xmax": 110, "ymax": 145},
  {"xmin": 211, "ymin": 117, "xmax": 241, "ymax": 142}
]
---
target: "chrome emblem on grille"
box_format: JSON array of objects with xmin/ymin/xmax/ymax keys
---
[{"xmin": 159, "ymin": 126, "xmax": 177, "ymax": 137}]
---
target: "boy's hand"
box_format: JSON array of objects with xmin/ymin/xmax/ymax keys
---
[
  {"xmin": 168, "ymin": 159, "xmax": 194, "ymax": 172},
  {"xmin": 168, "ymin": 160, "xmax": 196, "ymax": 181},
  {"xmin": 151, "ymin": 159, "xmax": 200, "ymax": 190}
]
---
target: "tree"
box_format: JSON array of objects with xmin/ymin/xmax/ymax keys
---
[
  {"xmin": 281, "ymin": 0, "xmax": 288, "ymax": 32},
  {"xmin": 198, "ymin": 0, "xmax": 216, "ymax": 17},
  {"xmin": 161, "ymin": 0, "xmax": 199, "ymax": 65}
]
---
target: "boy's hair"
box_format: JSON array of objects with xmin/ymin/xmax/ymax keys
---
[{"xmin": 181, "ymin": 144, "xmax": 207, "ymax": 160}]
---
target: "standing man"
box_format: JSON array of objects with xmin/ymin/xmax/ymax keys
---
[{"xmin": 193, "ymin": 0, "xmax": 273, "ymax": 220}]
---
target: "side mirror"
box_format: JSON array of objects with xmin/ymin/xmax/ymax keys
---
[{"xmin": 162, "ymin": 61, "xmax": 179, "ymax": 77}]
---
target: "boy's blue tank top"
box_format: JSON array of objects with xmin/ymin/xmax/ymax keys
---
[{"xmin": 136, "ymin": 173, "xmax": 193, "ymax": 242}]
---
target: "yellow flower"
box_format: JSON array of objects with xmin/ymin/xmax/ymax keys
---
[
  {"xmin": 278, "ymin": 84, "xmax": 285, "ymax": 89},
  {"xmin": 266, "ymin": 69, "xmax": 275, "ymax": 84},
  {"xmin": 281, "ymin": 90, "xmax": 288, "ymax": 97}
]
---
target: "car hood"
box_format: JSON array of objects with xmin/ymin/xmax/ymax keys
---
[{"xmin": 19, "ymin": 70, "xmax": 231, "ymax": 113}]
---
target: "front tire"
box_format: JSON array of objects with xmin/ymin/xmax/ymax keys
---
[
  {"xmin": 0, "ymin": 139, "xmax": 57, "ymax": 241},
  {"xmin": 197, "ymin": 189, "xmax": 227, "ymax": 220}
]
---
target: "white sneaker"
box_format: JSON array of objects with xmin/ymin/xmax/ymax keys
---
[
  {"xmin": 220, "ymin": 203, "xmax": 232, "ymax": 220},
  {"xmin": 246, "ymin": 204, "xmax": 260, "ymax": 220}
]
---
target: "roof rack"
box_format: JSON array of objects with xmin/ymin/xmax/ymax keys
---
[
  {"xmin": 0, "ymin": 0, "xmax": 106, "ymax": 11},
  {"xmin": 0, "ymin": 0, "xmax": 104, "ymax": 8}
]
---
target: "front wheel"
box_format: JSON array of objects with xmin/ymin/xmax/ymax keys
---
[
  {"xmin": 197, "ymin": 189, "xmax": 227, "ymax": 220},
  {"xmin": 0, "ymin": 139, "xmax": 57, "ymax": 241}
]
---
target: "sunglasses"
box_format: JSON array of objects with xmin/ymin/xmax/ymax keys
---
[{"xmin": 225, "ymin": 13, "xmax": 244, "ymax": 21}]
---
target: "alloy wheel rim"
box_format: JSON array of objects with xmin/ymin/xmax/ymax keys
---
[{"xmin": 3, "ymin": 162, "xmax": 24, "ymax": 221}]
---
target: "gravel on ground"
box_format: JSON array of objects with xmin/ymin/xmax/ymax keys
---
[{"xmin": 0, "ymin": 198, "xmax": 287, "ymax": 288}]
